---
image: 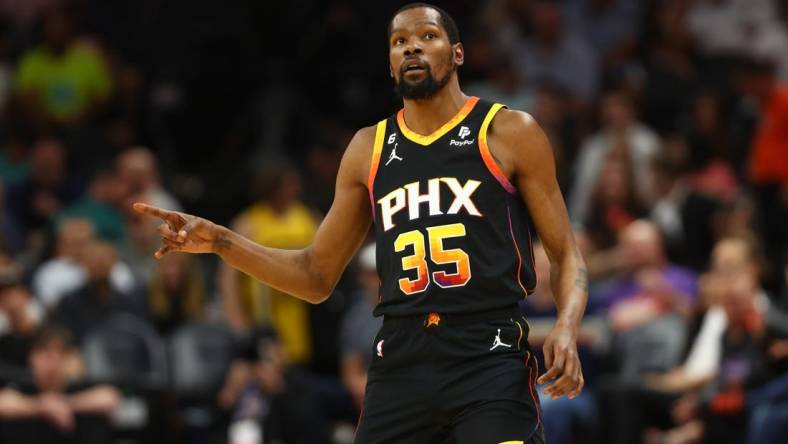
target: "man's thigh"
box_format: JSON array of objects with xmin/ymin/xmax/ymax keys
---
[
  {"xmin": 354, "ymin": 374, "xmax": 443, "ymax": 444},
  {"xmin": 450, "ymin": 399, "xmax": 545, "ymax": 444}
]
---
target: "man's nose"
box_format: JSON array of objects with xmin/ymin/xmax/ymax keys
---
[{"xmin": 403, "ymin": 44, "xmax": 423, "ymax": 57}]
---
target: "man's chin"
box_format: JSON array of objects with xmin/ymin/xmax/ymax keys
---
[{"xmin": 395, "ymin": 80, "xmax": 440, "ymax": 100}]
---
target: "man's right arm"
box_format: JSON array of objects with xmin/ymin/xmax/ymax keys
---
[{"xmin": 137, "ymin": 126, "xmax": 376, "ymax": 304}]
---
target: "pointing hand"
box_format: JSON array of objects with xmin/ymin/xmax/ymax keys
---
[{"xmin": 132, "ymin": 203, "xmax": 225, "ymax": 258}]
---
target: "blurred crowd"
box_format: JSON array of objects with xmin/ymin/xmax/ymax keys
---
[{"xmin": 0, "ymin": 0, "xmax": 786, "ymax": 443}]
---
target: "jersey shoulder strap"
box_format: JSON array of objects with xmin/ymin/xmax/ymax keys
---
[
  {"xmin": 367, "ymin": 119, "xmax": 388, "ymax": 219},
  {"xmin": 475, "ymin": 100, "xmax": 516, "ymax": 194}
]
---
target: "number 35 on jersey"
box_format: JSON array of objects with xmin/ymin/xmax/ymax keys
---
[{"xmin": 377, "ymin": 177, "xmax": 481, "ymax": 295}]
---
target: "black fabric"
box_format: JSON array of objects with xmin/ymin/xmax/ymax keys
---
[
  {"xmin": 355, "ymin": 311, "xmax": 542, "ymax": 443},
  {"xmin": 51, "ymin": 282, "xmax": 145, "ymax": 344},
  {"xmin": 0, "ymin": 382, "xmax": 111, "ymax": 444},
  {"xmin": 0, "ymin": 415, "xmax": 112, "ymax": 444},
  {"xmin": 0, "ymin": 333, "xmax": 33, "ymax": 368},
  {"xmin": 370, "ymin": 98, "xmax": 536, "ymax": 317}
]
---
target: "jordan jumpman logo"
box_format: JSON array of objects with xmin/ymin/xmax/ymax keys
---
[
  {"xmin": 489, "ymin": 329, "xmax": 512, "ymax": 350},
  {"xmin": 385, "ymin": 143, "xmax": 403, "ymax": 166}
]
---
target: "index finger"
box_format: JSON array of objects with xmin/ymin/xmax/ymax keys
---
[
  {"xmin": 133, "ymin": 202, "xmax": 178, "ymax": 222},
  {"xmin": 537, "ymin": 364, "xmax": 562, "ymax": 385}
]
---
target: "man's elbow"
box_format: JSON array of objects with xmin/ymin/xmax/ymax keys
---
[{"xmin": 305, "ymin": 281, "xmax": 335, "ymax": 304}]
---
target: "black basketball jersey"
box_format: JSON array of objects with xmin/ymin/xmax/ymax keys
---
[{"xmin": 368, "ymin": 96, "xmax": 537, "ymax": 317}]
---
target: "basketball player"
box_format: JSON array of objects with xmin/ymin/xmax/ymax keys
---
[{"xmin": 135, "ymin": 3, "xmax": 587, "ymax": 442}]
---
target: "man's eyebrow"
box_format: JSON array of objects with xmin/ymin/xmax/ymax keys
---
[{"xmin": 390, "ymin": 21, "xmax": 440, "ymax": 35}]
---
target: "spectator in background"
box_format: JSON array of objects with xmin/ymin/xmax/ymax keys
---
[
  {"xmin": 0, "ymin": 325, "xmax": 120, "ymax": 444},
  {"xmin": 584, "ymin": 154, "xmax": 645, "ymax": 250},
  {"xmin": 647, "ymin": 267, "xmax": 788, "ymax": 444},
  {"xmin": 743, "ymin": 58, "xmax": 788, "ymax": 283},
  {"xmin": 0, "ymin": 279, "xmax": 41, "ymax": 386},
  {"xmin": 683, "ymin": 93, "xmax": 735, "ymax": 170},
  {"xmin": 466, "ymin": 51, "xmax": 533, "ymax": 112},
  {"xmin": 115, "ymin": 147, "xmax": 181, "ymax": 285},
  {"xmin": 513, "ymin": 0, "xmax": 599, "ymax": 102},
  {"xmin": 6, "ymin": 138, "xmax": 81, "ymax": 237},
  {"xmin": 529, "ymin": 83, "xmax": 578, "ymax": 192},
  {"xmin": 32, "ymin": 218, "xmax": 135, "ymax": 311},
  {"xmin": 13, "ymin": 7, "xmax": 111, "ymax": 130},
  {"xmin": 740, "ymin": 256, "xmax": 788, "ymax": 444},
  {"xmin": 595, "ymin": 221, "xmax": 697, "ymax": 378},
  {"xmin": 147, "ymin": 253, "xmax": 205, "ymax": 335},
  {"xmin": 687, "ymin": 0, "xmax": 788, "ymax": 72},
  {"xmin": 338, "ymin": 243, "xmax": 382, "ymax": 411},
  {"xmin": 747, "ymin": 58, "xmax": 788, "ymax": 185},
  {"xmin": 640, "ymin": 0, "xmax": 698, "ymax": 133},
  {"xmin": 304, "ymin": 142, "xmax": 343, "ymax": 216},
  {"xmin": 56, "ymin": 169, "xmax": 127, "ymax": 243},
  {"xmin": 116, "ymin": 147, "xmax": 181, "ymax": 212},
  {"xmin": 118, "ymin": 194, "xmax": 161, "ymax": 287},
  {"xmin": 221, "ymin": 329, "xmax": 330, "ymax": 444},
  {"xmin": 51, "ymin": 240, "xmax": 143, "ymax": 343},
  {"xmin": 0, "ymin": 0, "xmax": 63, "ymax": 42},
  {"xmin": 646, "ymin": 154, "xmax": 720, "ymax": 270},
  {"xmin": 219, "ymin": 158, "xmax": 317, "ymax": 365},
  {"xmin": 564, "ymin": 0, "xmax": 641, "ymax": 70},
  {"xmin": 569, "ymin": 90, "xmax": 659, "ymax": 226},
  {"xmin": 645, "ymin": 238, "xmax": 769, "ymax": 396},
  {"xmin": 608, "ymin": 237, "xmax": 773, "ymax": 444}
]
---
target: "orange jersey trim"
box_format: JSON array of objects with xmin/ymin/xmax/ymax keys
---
[
  {"xmin": 367, "ymin": 119, "xmax": 387, "ymax": 219},
  {"xmin": 507, "ymin": 205, "xmax": 532, "ymax": 297},
  {"xmin": 479, "ymin": 103, "xmax": 517, "ymax": 194},
  {"xmin": 396, "ymin": 96, "xmax": 480, "ymax": 146}
]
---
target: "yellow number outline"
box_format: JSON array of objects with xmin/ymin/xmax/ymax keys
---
[{"xmin": 393, "ymin": 223, "xmax": 472, "ymax": 295}]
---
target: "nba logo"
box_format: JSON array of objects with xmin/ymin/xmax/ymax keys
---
[{"xmin": 458, "ymin": 126, "xmax": 471, "ymax": 139}]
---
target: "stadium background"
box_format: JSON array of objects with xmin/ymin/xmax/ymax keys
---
[{"xmin": 0, "ymin": 0, "xmax": 786, "ymax": 443}]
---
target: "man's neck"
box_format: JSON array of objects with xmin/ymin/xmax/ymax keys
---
[{"xmin": 401, "ymin": 80, "xmax": 467, "ymax": 135}]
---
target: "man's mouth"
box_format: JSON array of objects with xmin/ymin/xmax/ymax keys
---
[{"xmin": 402, "ymin": 59, "xmax": 426, "ymax": 74}]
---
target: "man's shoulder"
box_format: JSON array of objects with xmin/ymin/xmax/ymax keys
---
[
  {"xmin": 487, "ymin": 107, "xmax": 540, "ymax": 143},
  {"xmin": 351, "ymin": 124, "xmax": 379, "ymax": 148},
  {"xmin": 342, "ymin": 124, "xmax": 380, "ymax": 177}
]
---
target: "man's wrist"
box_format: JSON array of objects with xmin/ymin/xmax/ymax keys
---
[
  {"xmin": 212, "ymin": 225, "xmax": 233, "ymax": 256},
  {"xmin": 554, "ymin": 317, "xmax": 580, "ymax": 335}
]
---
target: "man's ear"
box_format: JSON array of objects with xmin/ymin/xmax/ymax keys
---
[{"xmin": 453, "ymin": 43, "xmax": 464, "ymax": 66}]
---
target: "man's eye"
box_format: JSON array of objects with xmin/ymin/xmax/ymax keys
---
[
  {"xmin": 395, "ymin": 38, "xmax": 405, "ymax": 45},
  {"xmin": 425, "ymin": 33, "xmax": 436, "ymax": 39}
]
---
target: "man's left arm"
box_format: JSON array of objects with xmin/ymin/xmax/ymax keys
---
[{"xmin": 488, "ymin": 109, "xmax": 588, "ymax": 400}]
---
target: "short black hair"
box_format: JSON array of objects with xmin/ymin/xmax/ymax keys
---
[
  {"xmin": 388, "ymin": 3, "xmax": 460, "ymax": 45},
  {"xmin": 32, "ymin": 325, "xmax": 74, "ymax": 351}
]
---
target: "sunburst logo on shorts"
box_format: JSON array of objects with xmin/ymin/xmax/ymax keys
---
[{"xmin": 425, "ymin": 312, "xmax": 441, "ymax": 327}]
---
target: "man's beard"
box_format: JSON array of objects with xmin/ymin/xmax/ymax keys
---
[{"xmin": 394, "ymin": 62, "xmax": 454, "ymax": 100}]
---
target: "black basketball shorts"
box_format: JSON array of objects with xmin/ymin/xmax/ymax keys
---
[{"xmin": 355, "ymin": 306, "xmax": 545, "ymax": 444}]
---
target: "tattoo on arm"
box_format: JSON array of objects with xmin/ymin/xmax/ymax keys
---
[
  {"xmin": 574, "ymin": 248, "xmax": 587, "ymax": 289},
  {"xmin": 213, "ymin": 234, "xmax": 231, "ymax": 252},
  {"xmin": 574, "ymin": 267, "xmax": 588, "ymax": 289}
]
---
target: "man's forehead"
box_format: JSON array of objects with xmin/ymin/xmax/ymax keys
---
[{"xmin": 390, "ymin": 7, "xmax": 441, "ymax": 33}]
